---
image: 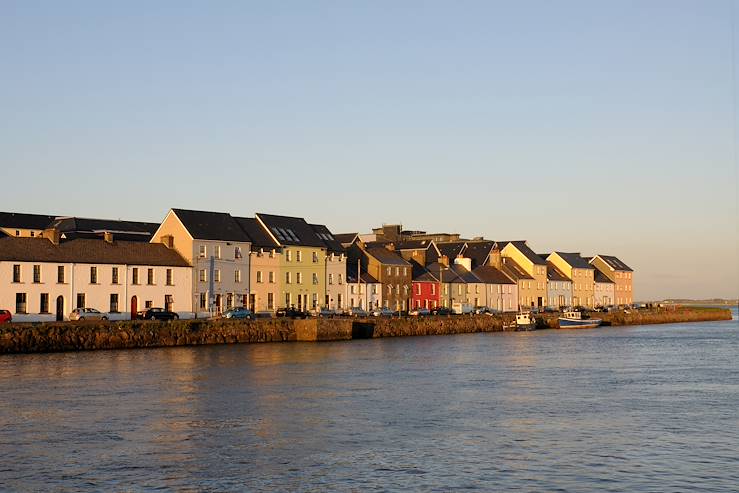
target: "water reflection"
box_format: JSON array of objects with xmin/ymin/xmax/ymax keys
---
[{"xmin": 0, "ymin": 314, "xmax": 737, "ymax": 491}]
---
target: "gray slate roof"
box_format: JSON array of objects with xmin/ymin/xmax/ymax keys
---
[
  {"xmin": 436, "ymin": 241, "xmax": 467, "ymax": 260},
  {"xmin": 499, "ymin": 257, "xmax": 534, "ymax": 281},
  {"xmin": 256, "ymin": 213, "xmax": 325, "ymax": 248},
  {"xmin": 365, "ymin": 247, "xmax": 410, "ymax": 266},
  {"xmin": 0, "ymin": 212, "xmax": 58, "ymax": 230},
  {"xmin": 554, "ymin": 252, "xmax": 593, "ymax": 270},
  {"xmin": 233, "ymin": 217, "xmax": 280, "ymax": 249},
  {"xmin": 497, "ymin": 241, "xmax": 547, "ymax": 265},
  {"xmin": 546, "ymin": 262, "xmax": 571, "ymax": 282},
  {"xmin": 594, "ymin": 270, "xmax": 614, "ymax": 283},
  {"xmin": 473, "ymin": 265, "xmax": 515, "ymax": 284},
  {"xmin": 463, "ymin": 241, "xmax": 496, "ymax": 268},
  {"xmin": 309, "ymin": 224, "xmax": 344, "ymax": 254},
  {"xmin": 593, "ymin": 255, "xmax": 633, "ymax": 272},
  {"xmin": 172, "ymin": 209, "xmax": 251, "ymax": 242},
  {"xmin": 0, "ymin": 237, "xmax": 190, "ymax": 266}
]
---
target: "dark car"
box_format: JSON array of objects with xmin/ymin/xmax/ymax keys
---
[
  {"xmin": 0, "ymin": 310, "xmax": 11, "ymax": 323},
  {"xmin": 275, "ymin": 307, "xmax": 308, "ymax": 319},
  {"xmin": 431, "ymin": 307, "xmax": 453, "ymax": 316},
  {"xmin": 138, "ymin": 307, "xmax": 179, "ymax": 321}
]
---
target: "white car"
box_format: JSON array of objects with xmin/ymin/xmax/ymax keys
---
[
  {"xmin": 69, "ymin": 308, "xmax": 108, "ymax": 321},
  {"xmin": 372, "ymin": 308, "xmax": 394, "ymax": 317}
]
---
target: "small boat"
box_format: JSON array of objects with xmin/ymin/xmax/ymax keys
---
[
  {"xmin": 558, "ymin": 310, "xmax": 601, "ymax": 329},
  {"xmin": 511, "ymin": 311, "xmax": 536, "ymax": 331}
]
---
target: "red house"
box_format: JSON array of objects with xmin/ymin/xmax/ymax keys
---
[{"xmin": 411, "ymin": 262, "xmax": 440, "ymax": 309}]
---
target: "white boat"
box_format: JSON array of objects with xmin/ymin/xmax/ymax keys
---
[
  {"xmin": 504, "ymin": 311, "xmax": 536, "ymax": 331},
  {"xmin": 558, "ymin": 310, "xmax": 602, "ymax": 329}
]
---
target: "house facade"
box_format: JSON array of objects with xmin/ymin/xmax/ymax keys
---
[
  {"xmin": 346, "ymin": 270, "xmax": 382, "ymax": 310},
  {"xmin": 233, "ymin": 217, "xmax": 282, "ymax": 313},
  {"xmin": 311, "ymin": 224, "xmax": 347, "ymax": 312},
  {"xmin": 499, "ymin": 241, "xmax": 548, "ymax": 308},
  {"xmin": 151, "ymin": 209, "xmax": 252, "ymax": 316},
  {"xmin": 590, "ymin": 255, "xmax": 634, "ymax": 306},
  {"xmin": 0, "ymin": 232, "xmax": 191, "ymax": 322},
  {"xmin": 547, "ymin": 252, "xmax": 595, "ymax": 308},
  {"xmin": 473, "ymin": 265, "xmax": 518, "ymax": 312},
  {"xmin": 354, "ymin": 244, "xmax": 412, "ymax": 311},
  {"xmin": 593, "ymin": 270, "xmax": 615, "ymax": 307},
  {"xmin": 545, "ymin": 261, "xmax": 572, "ymax": 309},
  {"xmin": 411, "ymin": 263, "xmax": 440, "ymax": 310}
]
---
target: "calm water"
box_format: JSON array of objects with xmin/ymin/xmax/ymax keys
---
[{"xmin": 1, "ymin": 308, "xmax": 737, "ymax": 492}]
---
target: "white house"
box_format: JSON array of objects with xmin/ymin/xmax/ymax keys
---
[
  {"xmin": 346, "ymin": 268, "xmax": 382, "ymax": 311},
  {"xmin": 0, "ymin": 231, "xmax": 192, "ymax": 322}
]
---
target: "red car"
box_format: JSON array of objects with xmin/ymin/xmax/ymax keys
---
[{"xmin": 0, "ymin": 310, "xmax": 11, "ymax": 323}]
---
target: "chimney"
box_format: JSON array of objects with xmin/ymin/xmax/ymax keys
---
[
  {"xmin": 103, "ymin": 231, "xmax": 114, "ymax": 243},
  {"xmin": 489, "ymin": 248, "xmax": 502, "ymax": 269},
  {"xmin": 161, "ymin": 234, "xmax": 175, "ymax": 249},
  {"xmin": 454, "ymin": 256, "xmax": 472, "ymax": 271},
  {"xmin": 439, "ymin": 255, "xmax": 449, "ymax": 267},
  {"xmin": 42, "ymin": 228, "xmax": 61, "ymax": 246}
]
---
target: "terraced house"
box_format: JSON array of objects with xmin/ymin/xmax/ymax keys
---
[
  {"xmin": 547, "ymin": 252, "xmax": 595, "ymax": 308},
  {"xmin": 152, "ymin": 209, "xmax": 252, "ymax": 316},
  {"xmin": 256, "ymin": 213, "xmax": 328, "ymax": 312},
  {"xmin": 499, "ymin": 241, "xmax": 548, "ymax": 309},
  {"xmin": 310, "ymin": 224, "xmax": 347, "ymax": 311},
  {"xmin": 350, "ymin": 242, "xmax": 412, "ymax": 311},
  {"xmin": 590, "ymin": 255, "xmax": 633, "ymax": 306},
  {"xmin": 234, "ymin": 217, "xmax": 281, "ymax": 313}
]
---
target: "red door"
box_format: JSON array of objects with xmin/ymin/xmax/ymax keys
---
[{"xmin": 131, "ymin": 296, "xmax": 137, "ymax": 320}]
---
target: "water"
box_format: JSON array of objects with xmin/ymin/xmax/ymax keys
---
[{"xmin": 1, "ymin": 308, "xmax": 737, "ymax": 492}]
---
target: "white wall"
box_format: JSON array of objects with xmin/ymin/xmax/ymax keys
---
[
  {"xmin": 346, "ymin": 282, "xmax": 382, "ymax": 310},
  {"xmin": 326, "ymin": 254, "xmax": 346, "ymax": 310}
]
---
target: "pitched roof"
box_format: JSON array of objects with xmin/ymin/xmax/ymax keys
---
[
  {"xmin": 0, "ymin": 212, "xmax": 58, "ymax": 230},
  {"xmin": 425, "ymin": 262, "xmax": 463, "ymax": 283},
  {"xmin": 256, "ymin": 213, "xmax": 325, "ymax": 248},
  {"xmin": 232, "ymin": 217, "xmax": 279, "ymax": 249},
  {"xmin": 172, "ymin": 209, "xmax": 251, "ymax": 242},
  {"xmin": 309, "ymin": 224, "xmax": 344, "ymax": 254},
  {"xmin": 50, "ymin": 217, "xmax": 158, "ymax": 242},
  {"xmin": 593, "ymin": 255, "xmax": 633, "ymax": 272},
  {"xmin": 499, "ymin": 257, "xmax": 534, "ymax": 281},
  {"xmin": 463, "ymin": 241, "xmax": 496, "ymax": 268},
  {"xmin": 473, "ymin": 265, "xmax": 515, "ymax": 284},
  {"xmin": 396, "ymin": 239, "xmax": 435, "ymax": 250},
  {"xmin": 450, "ymin": 264, "xmax": 483, "ymax": 283},
  {"xmin": 334, "ymin": 233, "xmax": 359, "ymax": 246},
  {"xmin": 594, "ymin": 269, "xmax": 614, "ymax": 283},
  {"xmin": 0, "ymin": 237, "xmax": 190, "ymax": 267},
  {"xmin": 546, "ymin": 262, "xmax": 571, "ymax": 282},
  {"xmin": 365, "ymin": 246, "xmax": 410, "ymax": 266},
  {"xmin": 498, "ymin": 240, "xmax": 547, "ymax": 265},
  {"xmin": 436, "ymin": 241, "xmax": 467, "ymax": 260},
  {"xmin": 346, "ymin": 269, "xmax": 379, "ymax": 284},
  {"xmin": 411, "ymin": 261, "xmax": 439, "ymax": 282},
  {"xmin": 553, "ymin": 252, "xmax": 593, "ymax": 270}
]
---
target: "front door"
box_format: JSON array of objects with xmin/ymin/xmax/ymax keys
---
[
  {"xmin": 249, "ymin": 294, "xmax": 256, "ymax": 311},
  {"xmin": 56, "ymin": 296, "xmax": 64, "ymax": 321},
  {"xmin": 131, "ymin": 296, "xmax": 137, "ymax": 320},
  {"xmin": 537, "ymin": 297, "xmax": 543, "ymax": 308}
]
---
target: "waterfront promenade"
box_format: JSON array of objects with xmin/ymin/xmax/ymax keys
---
[{"xmin": 0, "ymin": 307, "xmax": 732, "ymax": 354}]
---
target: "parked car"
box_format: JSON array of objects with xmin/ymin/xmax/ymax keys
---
[
  {"xmin": 138, "ymin": 307, "xmax": 179, "ymax": 321},
  {"xmin": 276, "ymin": 307, "xmax": 308, "ymax": 319},
  {"xmin": 223, "ymin": 307, "xmax": 253, "ymax": 320},
  {"xmin": 371, "ymin": 308, "xmax": 394, "ymax": 317},
  {"xmin": 315, "ymin": 307, "xmax": 338, "ymax": 318},
  {"xmin": 431, "ymin": 307, "xmax": 453, "ymax": 316},
  {"xmin": 69, "ymin": 308, "xmax": 107, "ymax": 321},
  {"xmin": 409, "ymin": 308, "xmax": 431, "ymax": 316},
  {"xmin": 346, "ymin": 307, "xmax": 369, "ymax": 318},
  {"xmin": 0, "ymin": 309, "xmax": 12, "ymax": 323},
  {"xmin": 452, "ymin": 302, "xmax": 474, "ymax": 315}
]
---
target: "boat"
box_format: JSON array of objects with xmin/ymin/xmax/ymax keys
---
[
  {"xmin": 504, "ymin": 311, "xmax": 536, "ymax": 331},
  {"xmin": 558, "ymin": 310, "xmax": 602, "ymax": 329}
]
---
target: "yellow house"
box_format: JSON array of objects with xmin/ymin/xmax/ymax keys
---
[
  {"xmin": 234, "ymin": 217, "xmax": 282, "ymax": 313},
  {"xmin": 590, "ymin": 255, "xmax": 634, "ymax": 306},
  {"xmin": 255, "ymin": 213, "xmax": 328, "ymax": 312},
  {"xmin": 547, "ymin": 252, "xmax": 595, "ymax": 308},
  {"xmin": 498, "ymin": 241, "xmax": 548, "ymax": 309}
]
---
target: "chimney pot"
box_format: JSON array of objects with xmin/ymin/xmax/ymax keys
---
[
  {"xmin": 42, "ymin": 228, "xmax": 61, "ymax": 246},
  {"xmin": 161, "ymin": 234, "xmax": 175, "ymax": 249},
  {"xmin": 104, "ymin": 232, "xmax": 114, "ymax": 243}
]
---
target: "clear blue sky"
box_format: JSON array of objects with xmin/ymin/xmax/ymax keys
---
[{"xmin": 1, "ymin": 1, "xmax": 737, "ymax": 300}]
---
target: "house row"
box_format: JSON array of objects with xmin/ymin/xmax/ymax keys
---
[{"xmin": 0, "ymin": 211, "xmax": 633, "ymax": 321}]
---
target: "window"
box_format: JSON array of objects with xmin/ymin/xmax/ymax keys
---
[
  {"xmin": 199, "ymin": 245, "xmax": 207, "ymax": 258},
  {"xmin": 458, "ymin": 285, "xmax": 462, "ymax": 295},
  {"xmin": 165, "ymin": 295, "xmax": 173, "ymax": 311},
  {"xmin": 475, "ymin": 285, "xmax": 480, "ymax": 294},
  {"xmin": 33, "ymin": 265, "xmax": 41, "ymax": 283},
  {"xmin": 166, "ymin": 269, "xmax": 173, "ymax": 285},
  {"xmin": 312, "ymin": 293, "xmax": 317, "ymax": 309},
  {"xmin": 329, "ymin": 273, "xmax": 334, "ymax": 285},
  {"xmin": 337, "ymin": 294, "xmax": 343, "ymax": 309},
  {"xmin": 235, "ymin": 270, "xmax": 241, "ymax": 283},
  {"xmin": 350, "ymin": 285, "xmax": 356, "ymax": 294},
  {"xmin": 132, "ymin": 268, "xmax": 139, "ymax": 285},
  {"xmin": 403, "ymin": 268, "xmax": 407, "ymax": 276},
  {"xmin": 15, "ymin": 230, "xmax": 19, "ymax": 236},
  {"xmin": 226, "ymin": 293, "xmax": 233, "ymax": 310},
  {"xmin": 338, "ymin": 274, "xmax": 343, "ymax": 285},
  {"xmin": 285, "ymin": 293, "xmax": 291, "ymax": 307},
  {"xmin": 431, "ymin": 284, "xmax": 436, "ymax": 295},
  {"xmin": 387, "ymin": 267, "xmax": 391, "ymax": 276},
  {"xmin": 267, "ymin": 293, "xmax": 274, "ymax": 310},
  {"xmin": 269, "ymin": 271, "xmax": 275, "ymax": 283},
  {"xmin": 416, "ymin": 284, "xmax": 421, "ymax": 295},
  {"xmin": 58, "ymin": 266, "xmax": 65, "ymax": 284},
  {"xmin": 40, "ymin": 293, "xmax": 49, "ymax": 314},
  {"xmin": 110, "ymin": 294, "xmax": 119, "ymax": 313},
  {"xmin": 395, "ymin": 267, "xmax": 400, "ymax": 276},
  {"xmin": 312, "ymin": 252, "xmax": 318, "ymax": 263},
  {"xmin": 76, "ymin": 293, "xmax": 85, "ymax": 309},
  {"xmin": 145, "ymin": 300, "xmax": 153, "ymax": 309},
  {"xmin": 90, "ymin": 266, "xmax": 98, "ymax": 284},
  {"xmin": 214, "ymin": 270, "xmax": 221, "ymax": 283},
  {"xmin": 297, "ymin": 272, "xmax": 303, "ymax": 284},
  {"xmin": 16, "ymin": 293, "xmax": 27, "ymax": 314},
  {"xmin": 286, "ymin": 250, "xmax": 292, "ymax": 262},
  {"xmin": 214, "ymin": 245, "xmax": 221, "ymax": 259},
  {"xmin": 13, "ymin": 265, "xmax": 20, "ymax": 283},
  {"xmin": 199, "ymin": 269, "xmax": 207, "ymax": 282},
  {"xmin": 286, "ymin": 272, "xmax": 292, "ymax": 284},
  {"xmin": 312, "ymin": 273, "xmax": 318, "ymax": 285},
  {"xmin": 199, "ymin": 293, "xmax": 207, "ymax": 310},
  {"xmin": 372, "ymin": 285, "xmax": 377, "ymax": 294},
  {"xmin": 296, "ymin": 251, "xmax": 302, "ymax": 262},
  {"xmin": 112, "ymin": 267, "xmax": 119, "ymax": 284},
  {"xmin": 235, "ymin": 246, "xmax": 242, "ymax": 259},
  {"xmin": 387, "ymin": 285, "xmax": 392, "ymax": 294},
  {"xmin": 257, "ymin": 271, "xmax": 263, "ymax": 283},
  {"xmin": 147, "ymin": 268, "xmax": 154, "ymax": 285}
]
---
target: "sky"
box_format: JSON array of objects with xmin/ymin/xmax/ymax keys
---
[{"xmin": 1, "ymin": 0, "xmax": 737, "ymax": 300}]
